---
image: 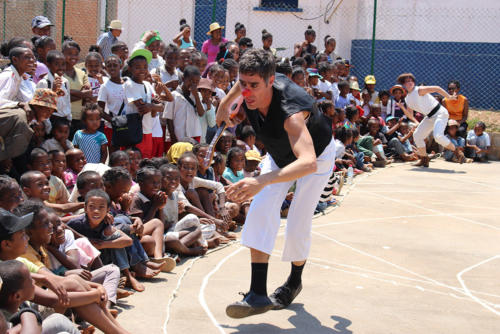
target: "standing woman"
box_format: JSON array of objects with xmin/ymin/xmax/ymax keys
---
[
  {"xmin": 62, "ymin": 38, "xmax": 91, "ymax": 138},
  {"xmin": 173, "ymin": 19, "xmax": 197, "ymax": 49},
  {"xmin": 234, "ymin": 22, "xmax": 246, "ymax": 44},
  {"xmin": 261, "ymin": 30, "xmax": 276, "ymax": 57},
  {"xmin": 442, "ymin": 80, "xmax": 468, "ymax": 138},
  {"xmin": 397, "ymin": 73, "xmax": 460, "ymax": 167},
  {"xmin": 202, "ymin": 22, "xmax": 228, "ymax": 64}
]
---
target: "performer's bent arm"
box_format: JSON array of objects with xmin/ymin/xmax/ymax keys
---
[
  {"xmin": 417, "ymin": 86, "xmax": 454, "ymax": 99},
  {"xmin": 226, "ymin": 112, "xmax": 317, "ymax": 202}
]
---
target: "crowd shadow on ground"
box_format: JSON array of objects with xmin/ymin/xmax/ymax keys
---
[
  {"xmin": 410, "ymin": 167, "xmax": 466, "ymax": 174},
  {"xmin": 222, "ymin": 303, "xmax": 353, "ymax": 334}
]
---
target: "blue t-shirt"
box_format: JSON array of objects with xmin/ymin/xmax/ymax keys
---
[
  {"xmin": 335, "ymin": 95, "xmax": 350, "ymax": 109},
  {"xmin": 72, "ymin": 130, "xmax": 108, "ymax": 163},
  {"xmin": 223, "ymin": 167, "xmax": 244, "ymax": 184}
]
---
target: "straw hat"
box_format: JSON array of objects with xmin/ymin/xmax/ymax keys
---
[
  {"xmin": 207, "ymin": 22, "xmax": 224, "ymax": 35},
  {"xmin": 389, "ymin": 84, "xmax": 406, "ymax": 96},
  {"xmin": 349, "ymin": 81, "xmax": 361, "ymax": 91},
  {"xmin": 29, "ymin": 89, "xmax": 58, "ymax": 110},
  {"xmin": 245, "ymin": 150, "xmax": 262, "ymax": 162},
  {"xmin": 108, "ymin": 20, "xmax": 123, "ymax": 30}
]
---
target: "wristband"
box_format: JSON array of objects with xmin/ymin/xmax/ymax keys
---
[{"xmin": 10, "ymin": 308, "xmax": 43, "ymax": 326}]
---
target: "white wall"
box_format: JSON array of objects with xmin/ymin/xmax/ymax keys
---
[
  {"xmin": 116, "ymin": 0, "xmax": 195, "ymax": 50},
  {"xmin": 116, "ymin": 0, "xmax": 499, "ymax": 59}
]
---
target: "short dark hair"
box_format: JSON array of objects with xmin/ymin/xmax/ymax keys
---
[
  {"xmin": 81, "ymin": 103, "xmax": 100, "ymax": 122},
  {"xmin": 160, "ymin": 163, "xmax": 179, "ymax": 176},
  {"xmin": 19, "ymin": 171, "xmax": 44, "ymax": 188},
  {"xmin": 291, "ymin": 66, "xmax": 305, "ymax": 80},
  {"xmin": 334, "ymin": 127, "xmax": 353, "ymax": 144},
  {"xmin": 62, "ymin": 39, "xmax": 80, "ymax": 53},
  {"xmin": 192, "ymin": 143, "xmax": 209, "ymax": 156},
  {"xmin": 136, "ymin": 167, "xmax": 160, "ymax": 183},
  {"xmin": 379, "ymin": 90, "xmax": 390, "ymax": 98},
  {"xmin": 28, "ymin": 147, "xmax": 48, "ymax": 165},
  {"xmin": 222, "ymin": 58, "xmax": 238, "ymax": 71},
  {"xmin": 8, "ymin": 47, "xmax": 29, "ymax": 62},
  {"xmin": 46, "ymin": 50, "xmax": 64, "ymax": 64},
  {"xmin": 0, "ymin": 175, "xmax": 17, "ymax": 198},
  {"xmin": 239, "ymin": 49, "xmax": 276, "ymax": 84},
  {"xmin": 448, "ymin": 80, "xmax": 461, "ymax": 90},
  {"xmin": 76, "ymin": 171, "xmax": 100, "ymax": 191},
  {"xmin": 177, "ymin": 152, "xmax": 197, "ymax": 167},
  {"xmin": 102, "ymin": 167, "xmax": 131, "ymax": 184},
  {"xmin": 85, "ymin": 51, "xmax": 103, "ymax": 64},
  {"xmin": 276, "ymin": 59, "xmax": 292, "ymax": 76},
  {"xmin": 85, "ymin": 189, "xmax": 110, "ymax": 207},
  {"xmin": 15, "ymin": 200, "xmax": 45, "ymax": 224},
  {"xmin": 475, "ymin": 121, "xmax": 486, "ymax": 130},
  {"xmin": 0, "ymin": 260, "xmax": 28, "ymax": 307},
  {"xmin": 292, "ymin": 57, "xmax": 305, "ymax": 67},
  {"xmin": 51, "ymin": 118, "xmax": 70, "ymax": 134},
  {"xmin": 319, "ymin": 100, "xmax": 334, "ymax": 114},
  {"xmin": 226, "ymin": 147, "xmax": 245, "ymax": 167},
  {"xmin": 318, "ymin": 62, "xmax": 330, "ymax": 75},
  {"xmin": 240, "ymin": 125, "xmax": 256, "ymax": 140},
  {"xmin": 345, "ymin": 105, "xmax": 359, "ymax": 121},
  {"xmin": 111, "ymin": 41, "xmax": 127, "ymax": 52},
  {"xmin": 338, "ymin": 80, "xmax": 349, "ymax": 90},
  {"xmin": 183, "ymin": 65, "xmax": 201, "ymax": 80},
  {"xmin": 109, "ymin": 150, "xmax": 130, "ymax": 167}
]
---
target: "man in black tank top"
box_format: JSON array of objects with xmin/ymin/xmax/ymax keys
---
[{"xmin": 217, "ymin": 49, "xmax": 336, "ymax": 319}]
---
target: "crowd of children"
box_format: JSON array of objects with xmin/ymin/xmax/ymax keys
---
[{"xmin": 0, "ymin": 15, "xmax": 493, "ymax": 333}]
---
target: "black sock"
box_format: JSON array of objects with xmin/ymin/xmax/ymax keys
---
[
  {"xmin": 250, "ymin": 263, "xmax": 268, "ymax": 296},
  {"xmin": 286, "ymin": 262, "xmax": 305, "ymax": 289}
]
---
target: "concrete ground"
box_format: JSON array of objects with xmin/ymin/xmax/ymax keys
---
[{"xmin": 115, "ymin": 160, "xmax": 500, "ymax": 334}]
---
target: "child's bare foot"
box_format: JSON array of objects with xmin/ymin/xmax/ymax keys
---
[
  {"xmin": 109, "ymin": 308, "xmax": 119, "ymax": 318},
  {"xmin": 188, "ymin": 246, "xmax": 207, "ymax": 256},
  {"xmin": 117, "ymin": 288, "xmax": 134, "ymax": 299},
  {"xmin": 220, "ymin": 231, "xmax": 237, "ymax": 240},
  {"xmin": 207, "ymin": 237, "xmax": 220, "ymax": 249},
  {"xmin": 145, "ymin": 260, "xmax": 165, "ymax": 271},
  {"xmin": 118, "ymin": 276, "xmax": 127, "ymax": 289},
  {"xmin": 79, "ymin": 324, "xmax": 95, "ymax": 334},
  {"xmin": 126, "ymin": 275, "xmax": 145, "ymax": 292}
]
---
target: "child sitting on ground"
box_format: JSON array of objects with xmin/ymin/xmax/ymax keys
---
[
  {"xmin": 0, "ymin": 176, "xmax": 22, "ymax": 212},
  {"xmin": 240, "ymin": 126, "xmax": 259, "ymax": 153},
  {"xmin": 466, "ymin": 121, "xmax": 490, "ymax": 162},
  {"xmin": 72, "ymin": 103, "xmax": 108, "ymax": 164},
  {"xmin": 0, "ymin": 260, "xmax": 80, "ymax": 334},
  {"xmin": 64, "ymin": 148, "xmax": 87, "ymax": 191},
  {"xmin": 129, "ymin": 167, "xmax": 176, "ymax": 270},
  {"xmin": 215, "ymin": 131, "xmax": 234, "ymax": 160},
  {"xmin": 48, "ymin": 149, "xmax": 67, "ymax": 181},
  {"xmin": 334, "ymin": 127, "xmax": 354, "ymax": 172},
  {"xmin": 41, "ymin": 119, "xmax": 74, "ymax": 153},
  {"xmin": 160, "ymin": 164, "xmax": 212, "ymax": 255},
  {"xmin": 244, "ymin": 150, "xmax": 262, "ymax": 178},
  {"xmin": 223, "ymin": 147, "xmax": 245, "ymax": 184},
  {"xmin": 101, "ymin": 168, "xmax": 167, "ymax": 280},
  {"xmin": 444, "ymin": 120, "xmax": 470, "ymax": 163}
]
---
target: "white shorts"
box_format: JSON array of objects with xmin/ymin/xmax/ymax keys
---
[{"xmin": 241, "ymin": 138, "xmax": 336, "ymax": 262}]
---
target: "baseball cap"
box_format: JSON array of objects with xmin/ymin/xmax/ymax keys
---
[
  {"xmin": 0, "ymin": 209, "xmax": 33, "ymax": 236},
  {"xmin": 448, "ymin": 119, "xmax": 459, "ymax": 127},
  {"xmin": 141, "ymin": 30, "xmax": 162, "ymax": 47},
  {"xmin": 245, "ymin": 150, "xmax": 262, "ymax": 162},
  {"xmin": 349, "ymin": 81, "xmax": 361, "ymax": 91},
  {"xmin": 385, "ymin": 116, "xmax": 399, "ymax": 122},
  {"xmin": 364, "ymin": 75, "xmax": 376, "ymax": 85},
  {"xmin": 197, "ymin": 78, "xmax": 215, "ymax": 92},
  {"xmin": 31, "ymin": 16, "xmax": 53, "ymax": 29},
  {"xmin": 129, "ymin": 48, "xmax": 152, "ymax": 64},
  {"xmin": 307, "ymin": 68, "xmax": 323, "ymax": 80}
]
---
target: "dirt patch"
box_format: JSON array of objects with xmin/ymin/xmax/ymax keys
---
[{"xmin": 468, "ymin": 109, "xmax": 500, "ymax": 133}]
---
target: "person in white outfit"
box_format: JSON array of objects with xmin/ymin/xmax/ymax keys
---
[
  {"xmin": 216, "ymin": 49, "xmax": 335, "ymax": 319},
  {"xmin": 397, "ymin": 73, "xmax": 461, "ymax": 167}
]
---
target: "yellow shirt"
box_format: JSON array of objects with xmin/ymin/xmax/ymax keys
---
[
  {"xmin": 19, "ymin": 245, "xmax": 50, "ymax": 270},
  {"xmin": 64, "ymin": 67, "xmax": 89, "ymax": 120}
]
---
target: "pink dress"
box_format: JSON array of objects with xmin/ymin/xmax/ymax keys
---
[{"xmin": 201, "ymin": 38, "xmax": 228, "ymax": 64}]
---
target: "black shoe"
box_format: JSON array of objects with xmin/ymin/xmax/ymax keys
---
[
  {"xmin": 269, "ymin": 283, "xmax": 302, "ymax": 310},
  {"xmin": 226, "ymin": 291, "xmax": 274, "ymax": 319}
]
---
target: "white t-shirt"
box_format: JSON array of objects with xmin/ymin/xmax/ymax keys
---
[
  {"xmin": 163, "ymin": 88, "xmax": 202, "ymax": 139},
  {"xmin": 97, "ymin": 79, "xmax": 127, "ymax": 128},
  {"xmin": 149, "ymin": 56, "xmax": 165, "ymax": 72},
  {"xmin": 124, "ymin": 79, "xmax": 160, "ymax": 135},
  {"xmin": 47, "ymin": 229, "xmax": 80, "ymax": 269},
  {"xmin": 152, "ymin": 66, "xmax": 179, "ymax": 85},
  {"xmin": 215, "ymin": 87, "xmax": 226, "ymax": 100},
  {"xmin": 405, "ymin": 87, "xmax": 439, "ymax": 116},
  {"xmin": 335, "ymin": 139, "xmax": 345, "ymax": 158},
  {"xmin": 467, "ymin": 130, "xmax": 490, "ymax": 147},
  {"xmin": 199, "ymin": 102, "xmax": 216, "ymax": 143},
  {"xmin": 36, "ymin": 72, "xmax": 71, "ymax": 120}
]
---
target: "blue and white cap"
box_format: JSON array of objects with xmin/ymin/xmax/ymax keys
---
[{"xmin": 31, "ymin": 16, "xmax": 53, "ymax": 29}]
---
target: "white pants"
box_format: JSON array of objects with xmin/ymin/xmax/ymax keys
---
[
  {"xmin": 241, "ymin": 139, "xmax": 336, "ymax": 262},
  {"xmin": 413, "ymin": 106, "xmax": 451, "ymax": 149}
]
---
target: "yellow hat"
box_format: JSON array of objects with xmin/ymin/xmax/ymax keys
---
[
  {"xmin": 108, "ymin": 20, "xmax": 123, "ymax": 30},
  {"xmin": 245, "ymin": 150, "xmax": 262, "ymax": 162},
  {"xmin": 364, "ymin": 75, "xmax": 376, "ymax": 84},
  {"xmin": 207, "ymin": 22, "xmax": 224, "ymax": 35}
]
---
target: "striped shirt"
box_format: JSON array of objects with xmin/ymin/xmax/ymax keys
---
[
  {"xmin": 72, "ymin": 130, "xmax": 108, "ymax": 163},
  {"xmin": 97, "ymin": 31, "xmax": 118, "ymax": 60}
]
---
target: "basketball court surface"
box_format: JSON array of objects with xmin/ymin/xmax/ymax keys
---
[{"xmin": 117, "ymin": 160, "xmax": 500, "ymax": 334}]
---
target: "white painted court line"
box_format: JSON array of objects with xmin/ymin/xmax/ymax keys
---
[
  {"xmin": 198, "ymin": 246, "xmax": 245, "ymax": 334},
  {"xmin": 457, "ymin": 255, "xmax": 500, "ymax": 317}
]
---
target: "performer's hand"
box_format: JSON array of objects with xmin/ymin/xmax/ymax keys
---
[
  {"xmin": 226, "ymin": 177, "xmax": 265, "ymax": 203},
  {"xmin": 448, "ymin": 93, "xmax": 458, "ymax": 101}
]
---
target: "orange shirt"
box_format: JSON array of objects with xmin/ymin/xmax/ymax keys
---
[{"xmin": 444, "ymin": 94, "xmax": 466, "ymax": 121}]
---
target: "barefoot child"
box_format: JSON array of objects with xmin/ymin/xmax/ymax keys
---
[{"xmin": 160, "ymin": 164, "xmax": 211, "ymax": 255}]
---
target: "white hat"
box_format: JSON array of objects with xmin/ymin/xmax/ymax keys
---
[{"xmin": 108, "ymin": 20, "xmax": 123, "ymax": 30}]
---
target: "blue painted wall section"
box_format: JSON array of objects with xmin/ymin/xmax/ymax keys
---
[
  {"xmin": 350, "ymin": 40, "xmax": 500, "ymax": 110},
  {"xmin": 194, "ymin": 0, "xmax": 227, "ymax": 51}
]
